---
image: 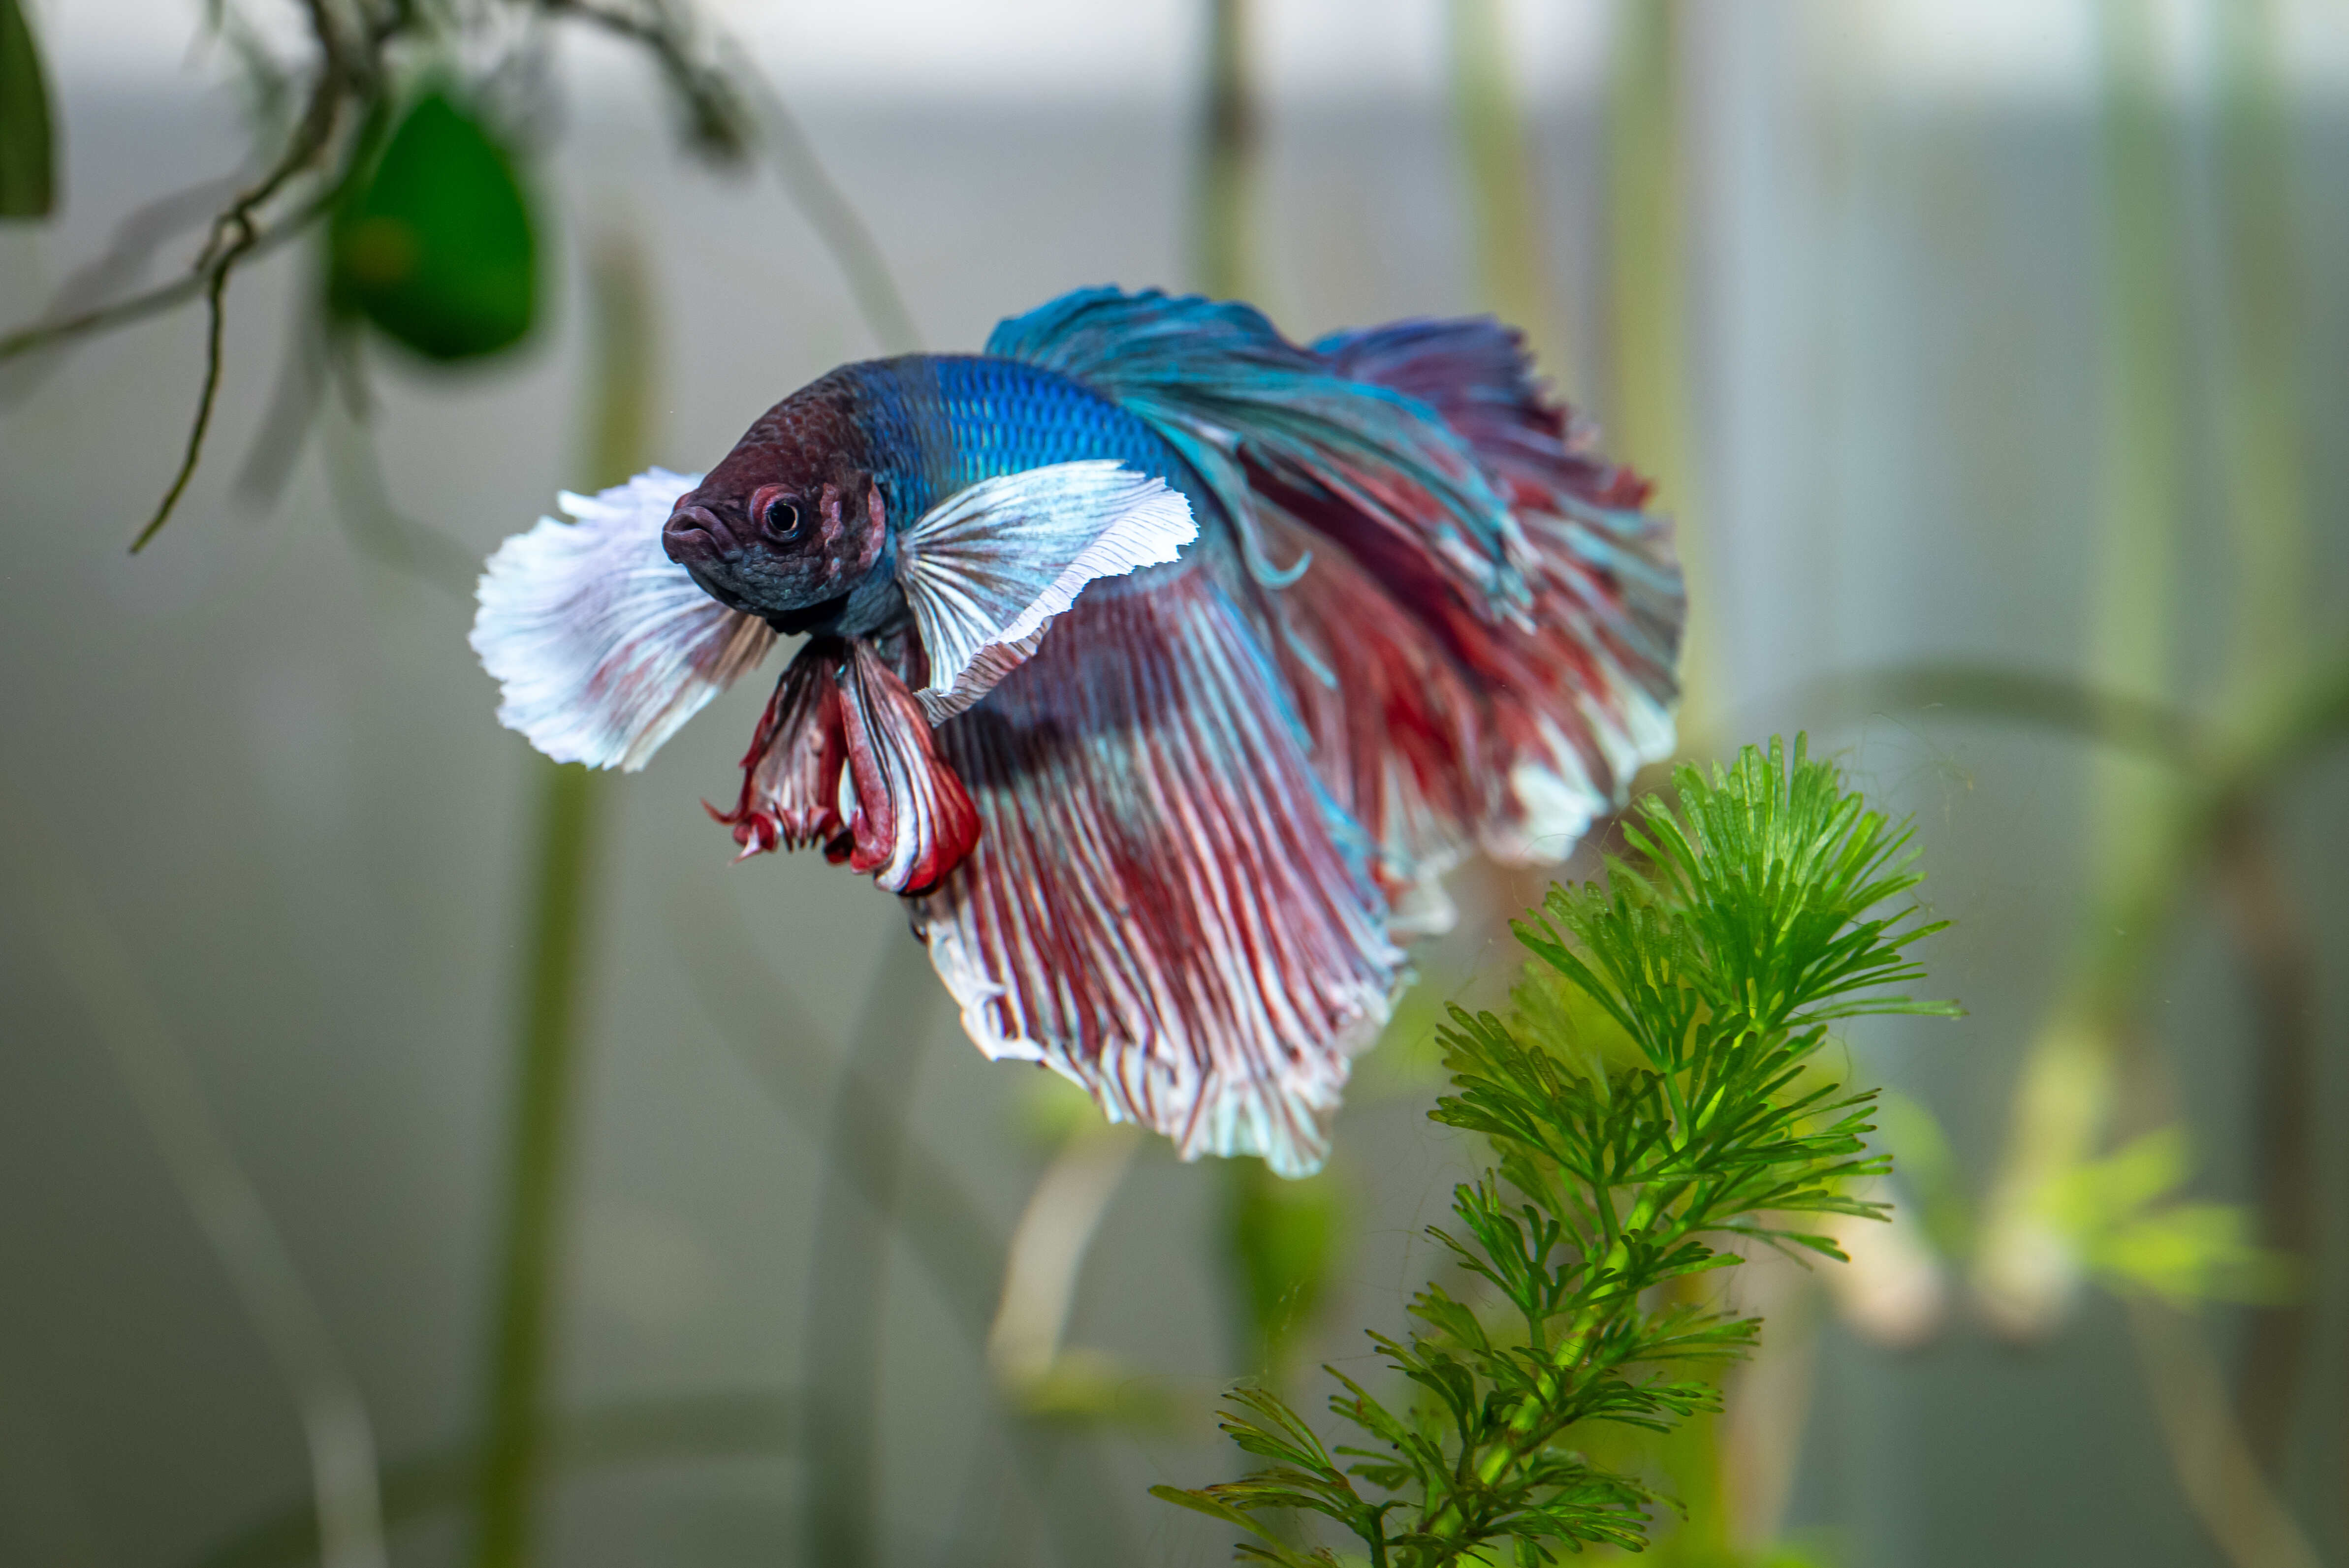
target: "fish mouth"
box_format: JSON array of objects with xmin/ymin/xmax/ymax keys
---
[
  {"xmin": 662, "ymin": 501, "xmax": 739, "ymax": 565},
  {"xmin": 665, "ymin": 501, "xmax": 766, "ymax": 614}
]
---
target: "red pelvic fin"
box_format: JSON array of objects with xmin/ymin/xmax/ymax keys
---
[
  {"xmin": 837, "ymin": 639, "xmax": 982, "ymax": 895},
  {"xmin": 713, "ymin": 639, "xmax": 849, "ymax": 860},
  {"xmin": 719, "ymin": 637, "xmax": 980, "ymax": 894}
]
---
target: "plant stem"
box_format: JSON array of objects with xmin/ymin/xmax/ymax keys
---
[
  {"xmin": 1193, "ymin": 0, "xmax": 1348, "ymax": 1413},
  {"xmin": 1605, "ymin": 0, "xmax": 1704, "ymax": 729},
  {"xmin": 2213, "ymin": 0, "xmax": 2308, "ymax": 707},
  {"xmin": 472, "ymin": 763, "xmax": 603, "ymax": 1568},
  {"xmin": 988, "ymin": 1127, "xmax": 1142, "ymax": 1387},
  {"xmin": 799, "ymin": 938, "xmax": 946, "ymax": 1568},
  {"xmin": 2126, "ymin": 1296, "xmax": 2320, "ymax": 1568},
  {"xmin": 470, "ymin": 231, "xmax": 652, "ymax": 1568},
  {"xmin": 748, "ymin": 85, "xmax": 922, "ymax": 355},
  {"xmin": 1447, "ymin": 0, "xmax": 1559, "ymax": 370},
  {"xmin": 2210, "ymin": 0, "xmax": 2317, "ymax": 1479},
  {"xmin": 2211, "ymin": 806, "xmax": 2315, "ymax": 1475},
  {"xmin": 1428, "ymin": 1193, "xmax": 1664, "ymax": 1540},
  {"xmin": 1973, "ymin": 0, "xmax": 2187, "ymax": 1340},
  {"xmin": 1193, "ymin": 0, "xmax": 1258, "ymax": 301}
]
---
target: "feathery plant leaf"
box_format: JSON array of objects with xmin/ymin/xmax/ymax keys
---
[{"xmin": 1158, "ymin": 737, "xmax": 1956, "ymax": 1565}]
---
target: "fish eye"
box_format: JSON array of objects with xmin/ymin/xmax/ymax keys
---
[{"xmin": 751, "ymin": 486, "xmax": 803, "ymax": 543}]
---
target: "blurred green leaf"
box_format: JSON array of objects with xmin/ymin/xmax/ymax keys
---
[
  {"xmin": 1878, "ymin": 1090, "xmax": 1974, "ymax": 1259},
  {"xmin": 1224, "ymin": 1157, "xmax": 1344, "ymax": 1377},
  {"xmin": 1004, "ymin": 1347, "xmax": 1178, "ymax": 1428},
  {"xmin": 2051, "ymin": 1127, "xmax": 2296, "ymax": 1307},
  {"xmin": 329, "ymin": 90, "xmax": 537, "ymax": 361},
  {"xmin": 1148, "ymin": 1484, "xmax": 1282, "ymax": 1542},
  {"xmin": 0, "ymin": 0, "xmax": 57, "ymax": 218}
]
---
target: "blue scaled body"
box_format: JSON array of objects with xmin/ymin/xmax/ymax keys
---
[{"xmin": 843, "ymin": 355, "xmax": 1220, "ymax": 537}]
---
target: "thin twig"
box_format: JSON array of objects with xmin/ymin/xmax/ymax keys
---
[
  {"xmin": 0, "ymin": 211, "xmax": 315, "ymax": 363},
  {"xmin": 0, "ymin": 174, "xmax": 242, "ymax": 399},
  {"xmin": 539, "ymin": 1, "xmax": 921, "ymax": 350},
  {"xmin": 542, "ymin": 0, "xmax": 752, "ymax": 161},
  {"xmin": 130, "ymin": 230, "xmax": 246, "ymax": 552},
  {"xmin": 0, "ymin": 0, "xmax": 356, "ymax": 375},
  {"xmin": 1780, "ymin": 663, "xmax": 2203, "ymax": 768},
  {"xmin": 10, "ymin": 0, "xmax": 919, "ymax": 558},
  {"xmin": 131, "ymin": 3, "xmax": 356, "ymax": 550}
]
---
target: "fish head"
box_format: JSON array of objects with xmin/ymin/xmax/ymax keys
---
[{"xmin": 663, "ymin": 381, "xmax": 887, "ymax": 629}]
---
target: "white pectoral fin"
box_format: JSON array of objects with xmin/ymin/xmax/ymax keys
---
[
  {"xmin": 470, "ymin": 468, "xmax": 777, "ymax": 770},
  {"xmin": 895, "ymin": 460, "xmax": 1197, "ymax": 723}
]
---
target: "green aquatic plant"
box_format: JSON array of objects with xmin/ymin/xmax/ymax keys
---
[{"xmin": 1156, "ymin": 737, "xmax": 1956, "ymax": 1565}]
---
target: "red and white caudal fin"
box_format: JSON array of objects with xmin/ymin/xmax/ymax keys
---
[
  {"xmin": 1290, "ymin": 318, "xmax": 1682, "ymax": 926},
  {"xmin": 986, "ymin": 291, "xmax": 1681, "ymax": 939},
  {"xmin": 912, "ymin": 570, "xmax": 1402, "ymax": 1179}
]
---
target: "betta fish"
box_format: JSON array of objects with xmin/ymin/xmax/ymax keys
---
[{"xmin": 471, "ymin": 288, "xmax": 1682, "ymax": 1177}]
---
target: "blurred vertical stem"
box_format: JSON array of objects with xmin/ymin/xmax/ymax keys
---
[
  {"xmin": 2213, "ymin": 0, "xmax": 2307, "ymax": 706},
  {"xmin": 1194, "ymin": 0, "xmax": 1258, "ymax": 301},
  {"xmin": 1220, "ymin": 1159, "xmax": 1345, "ymax": 1383},
  {"xmin": 1447, "ymin": 0, "xmax": 1559, "ymax": 370},
  {"xmin": 986, "ymin": 1124, "xmax": 1142, "ymax": 1389},
  {"xmin": 2127, "ymin": 1297, "xmax": 2323, "ymax": 1568},
  {"xmin": 799, "ymin": 941, "xmax": 946, "ymax": 1568},
  {"xmin": 1606, "ymin": 0, "xmax": 1706, "ymax": 731},
  {"xmin": 2210, "ymin": 0, "xmax": 2315, "ymax": 1477},
  {"xmin": 471, "ymin": 233, "xmax": 651, "ymax": 1568},
  {"xmin": 1973, "ymin": 0, "xmax": 2184, "ymax": 1341}
]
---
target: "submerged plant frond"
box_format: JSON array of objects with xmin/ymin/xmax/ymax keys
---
[{"xmin": 1158, "ymin": 736, "xmax": 1956, "ymax": 1566}]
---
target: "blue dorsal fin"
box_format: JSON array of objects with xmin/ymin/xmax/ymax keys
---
[{"xmin": 986, "ymin": 288, "xmax": 1529, "ymax": 610}]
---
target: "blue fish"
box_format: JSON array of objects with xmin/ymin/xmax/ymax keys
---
[{"xmin": 472, "ymin": 288, "xmax": 1682, "ymax": 1176}]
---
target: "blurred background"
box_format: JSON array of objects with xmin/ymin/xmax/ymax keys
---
[{"xmin": 2, "ymin": 1, "xmax": 2346, "ymax": 1565}]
